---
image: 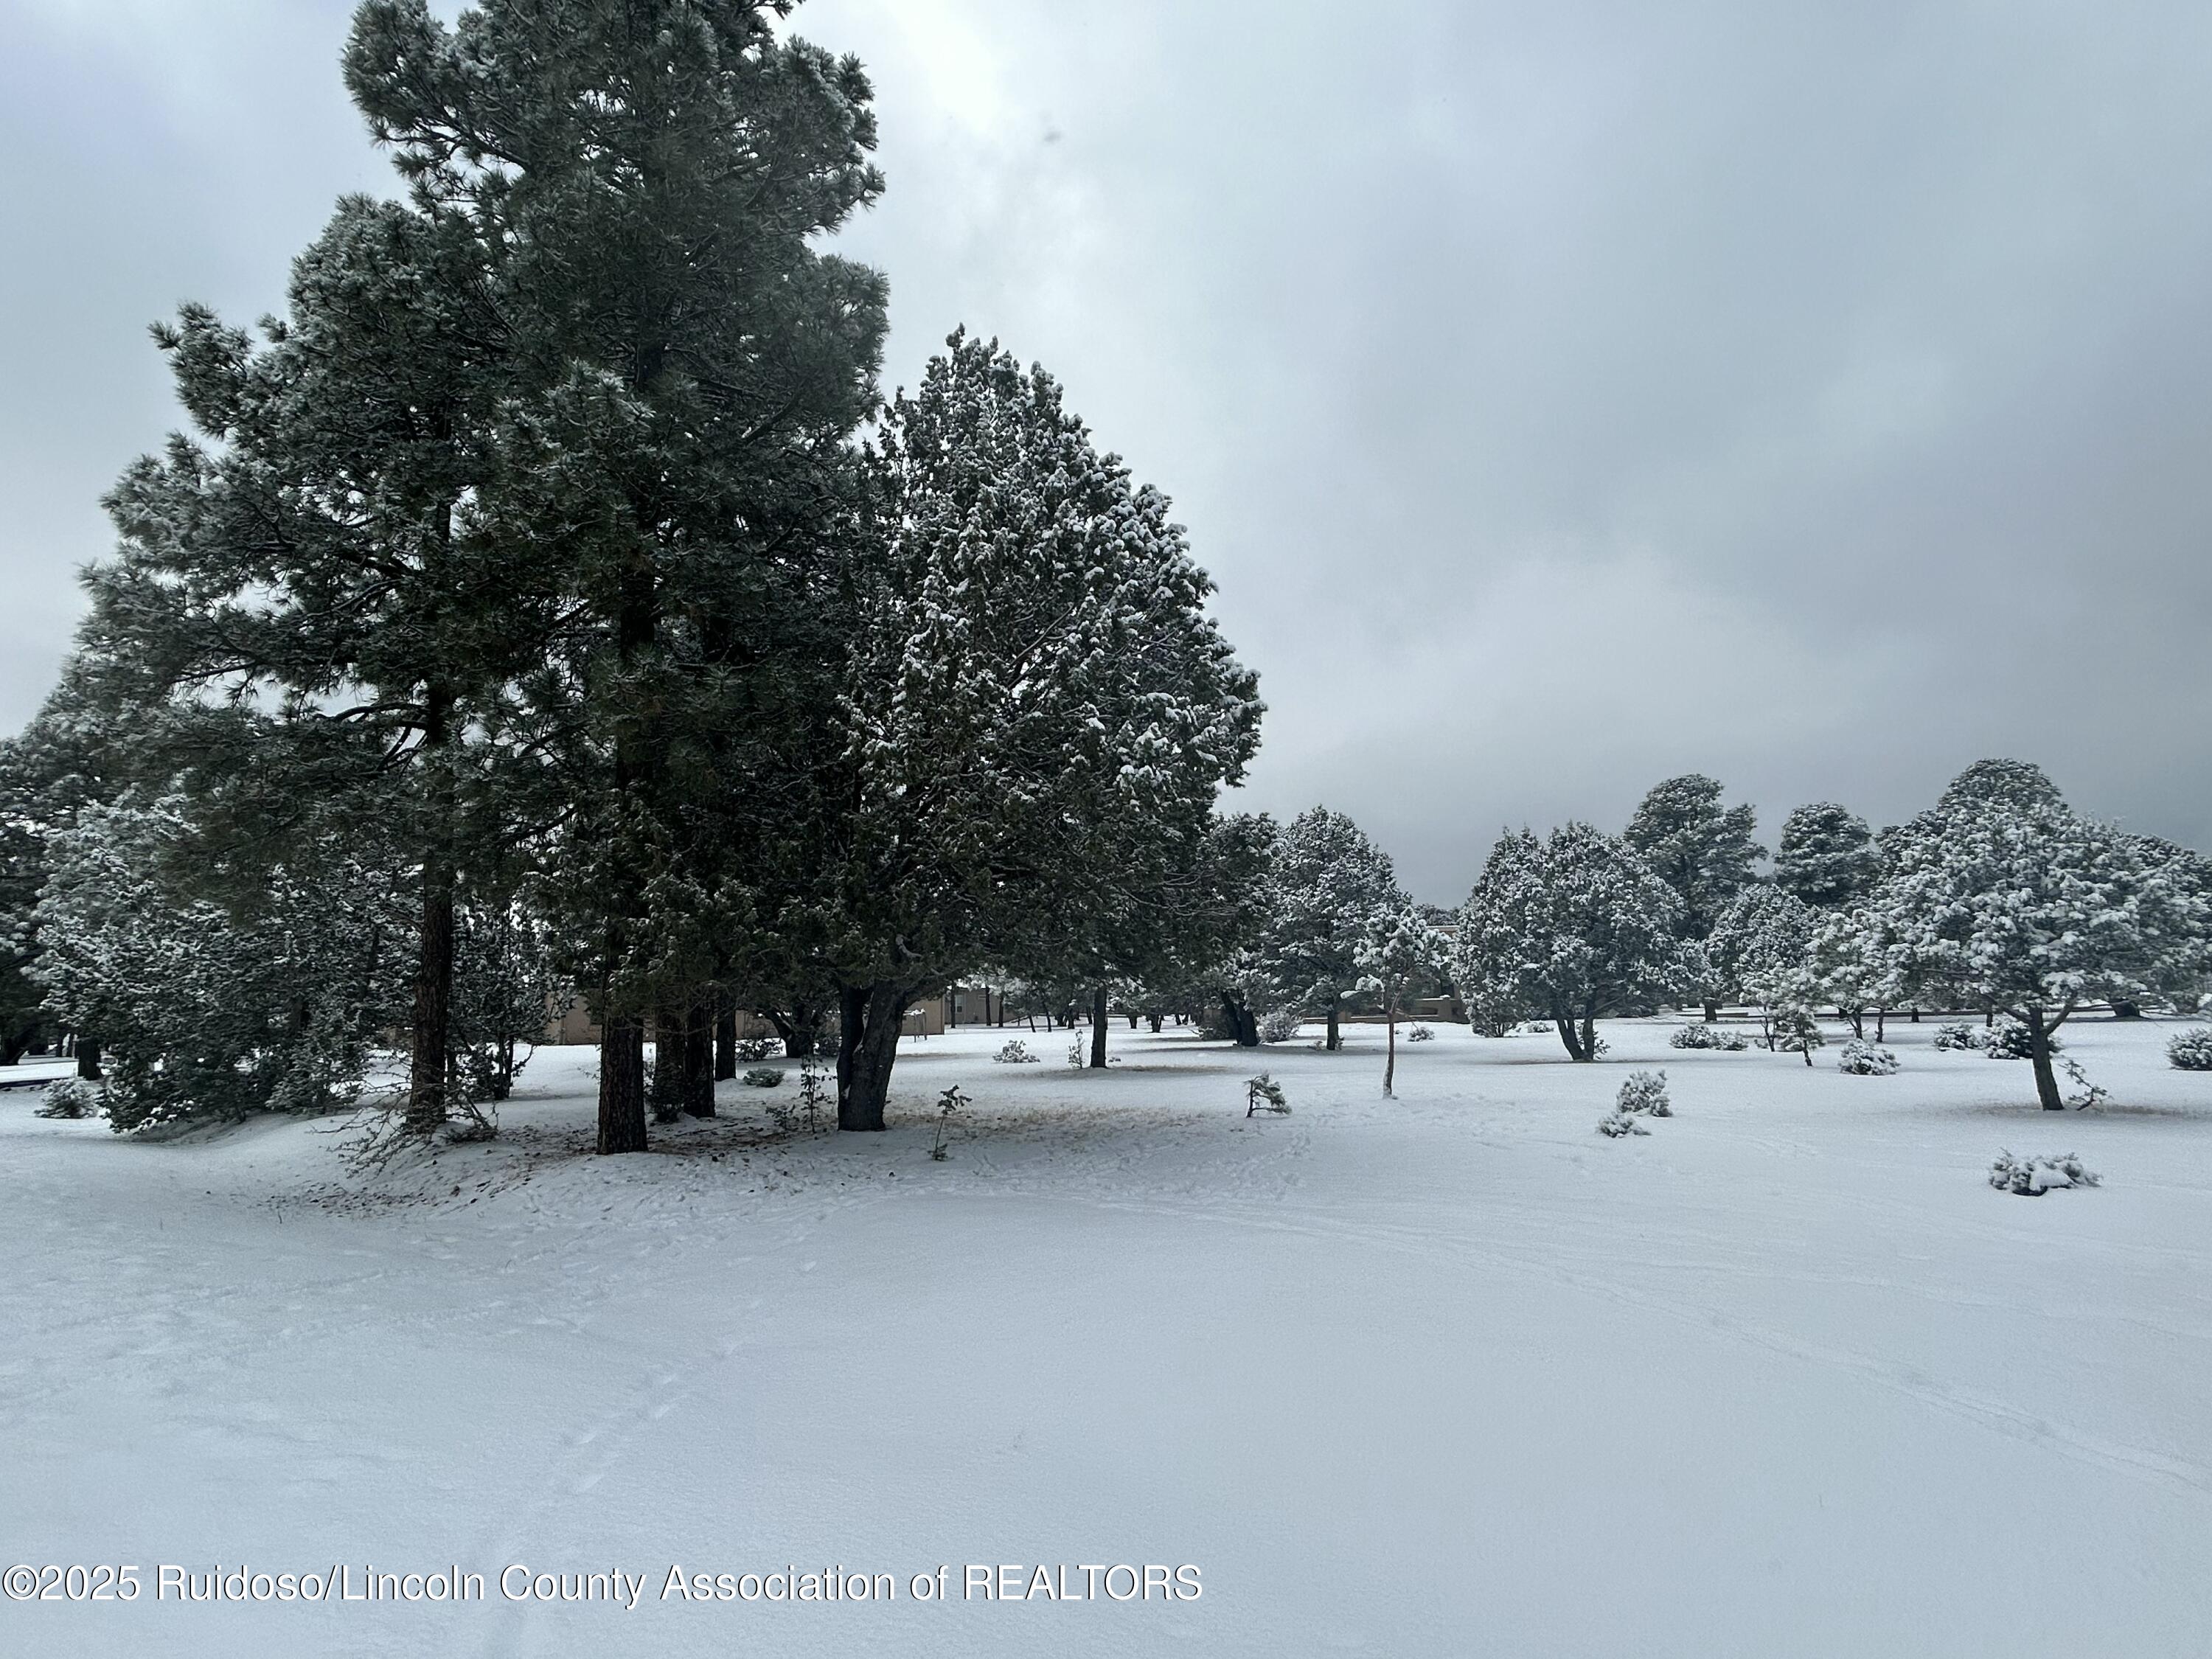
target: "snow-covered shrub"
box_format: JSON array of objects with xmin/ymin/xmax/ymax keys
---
[
  {"xmin": 1932, "ymin": 1021, "xmax": 1985, "ymax": 1051},
  {"xmin": 1521, "ymin": 1019, "xmax": 1554, "ymax": 1034},
  {"xmin": 1596, "ymin": 1109, "xmax": 1649, "ymax": 1137},
  {"xmin": 1669, "ymin": 1023, "xmax": 1747, "ymax": 1051},
  {"xmin": 35, "ymin": 1078, "xmax": 100, "ymax": 1119},
  {"xmin": 741, "ymin": 1066, "xmax": 785, "ymax": 1088},
  {"xmin": 1616, "ymin": 1069, "xmax": 1672, "ymax": 1118},
  {"xmin": 1066, "ymin": 1038, "xmax": 1085, "ymax": 1066},
  {"xmin": 1771, "ymin": 1005, "xmax": 1824, "ymax": 1064},
  {"xmin": 35, "ymin": 800, "xmax": 408, "ymax": 1133},
  {"xmin": 734, "ymin": 1035, "xmax": 780, "ymax": 1064},
  {"xmin": 1836, "ymin": 1039, "xmax": 1899, "ymax": 1076},
  {"xmin": 993, "ymin": 1040, "xmax": 1039, "ymax": 1065},
  {"xmin": 1245, "ymin": 1074, "xmax": 1290, "ymax": 1116},
  {"xmin": 1404, "ymin": 1023, "xmax": 1435, "ymax": 1043},
  {"xmin": 1989, "ymin": 1151, "xmax": 2101, "ymax": 1196},
  {"xmin": 1984, "ymin": 1017, "xmax": 2057, "ymax": 1060},
  {"xmin": 1258, "ymin": 1008, "xmax": 1304, "ymax": 1044},
  {"xmin": 2166, "ymin": 1027, "xmax": 2212, "ymax": 1071}
]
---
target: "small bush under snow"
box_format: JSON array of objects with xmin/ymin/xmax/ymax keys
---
[
  {"xmin": 1985, "ymin": 1018, "xmax": 2059, "ymax": 1060},
  {"xmin": 993, "ymin": 1040, "xmax": 1040, "ymax": 1065},
  {"xmin": 1932, "ymin": 1021, "xmax": 1985, "ymax": 1051},
  {"xmin": 1259, "ymin": 1009, "xmax": 1304, "ymax": 1045},
  {"xmin": 1669, "ymin": 1023, "xmax": 1747, "ymax": 1051},
  {"xmin": 35, "ymin": 1078, "xmax": 101, "ymax": 1120},
  {"xmin": 2166, "ymin": 1026, "xmax": 2212, "ymax": 1071},
  {"xmin": 1836, "ymin": 1039, "xmax": 1900, "ymax": 1076},
  {"xmin": 1616, "ymin": 1069, "xmax": 1672, "ymax": 1118},
  {"xmin": 1404, "ymin": 1023, "xmax": 1434, "ymax": 1042},
  {"xmin": 1989, "ymin": 1151, "xmax": 2101, "ymax": 1196},
  {"xmin": 741, "ymin": 1067, "xmax": 785, "ymax": 1088},
  {"xmin": 1598, "ymin": 1069, "xmax": 1669, "ymax": 1136}
]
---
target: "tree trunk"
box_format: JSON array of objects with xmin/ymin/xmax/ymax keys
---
[
  {"xmin": 1876, "ymin": 1008, "xmax": 1887, "ymax": 1043},
  {"xmin": 1325, "ymin": 992, "xmax": 1340, "ymax": 1052},
  {"xmin": 74, "ymin": 1034, "xmax": 103, "ymax": 1082},
  {"xmin": 1552, "ymin": 995, "xmax": 1589, "ymax": 1062},
  {"xmin": 2111, "ymin": 1000, "xmax": 2142, "ymax": 1020},
  {"xmin": 650, "ymin": 1010, "xmax": 686, "ymax": 1124},
  {"xmin": 2027, "ymin": 1008, "xmax": 2067, "ymax": 1110},
  {"xmin": 1580, "ymin": 999, "xmax": 1599, "ymax": 1063},
  {"xmin": 597, "ymin": 1010, "xmax": 647, "ymax": 1154},
  {"xmin": 714, "ymin": 1001, "xmax": 737, "ymax": 1081},
  {"xmin": 1843, "ymin": 1007, "xmax": 1864, "ymax": 1039},
  {"xmin": 1090, "ymin": 984, "xmax": 1109, "ymax": 1068},
  {"xmin": 836, "ymin": 981, "xmax": 906, "ymax": 1132},
  {"xmin": 1384, "ymin": 1001, "xmax": 1397, "ymax": 1097},
  {"xmin": 406, "ymin": 692, "xmax": 456, "ymax": 1135},
  {"xmin": 1148, "ymin": 1012, "xmax": 1163, "ymax": 1033},
  {"xmin": 683, "ymin": 1003, "xmax": 715, "ymax": 1118},
  {"xmin": 1127, "ymin": 1011, "xmax": 1139, "ymax": 1029},
  {"xmin": 1219, "ymin": 990, "xmax": 1259, "ymax": 1047},
  {"xmin": 1703, "ymin": 1000, "xmax": 1720, "ymax": 1024}
]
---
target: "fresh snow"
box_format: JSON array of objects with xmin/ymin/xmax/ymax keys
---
[{"xmin": 6, "ymin": 1017, "xmax": 2212, "ymax": 1656}]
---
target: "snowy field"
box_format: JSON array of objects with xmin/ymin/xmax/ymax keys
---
[{"xmin": 5, "ymin": 1016, "xmax": 2212, "ymax": 1658}]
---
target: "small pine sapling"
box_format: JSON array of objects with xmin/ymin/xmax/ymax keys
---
[
  {"xmin": 1616, "ymin": 1069, "xmax": 1672, "ymax": 1117},
  {"xmin": 796, "ymin": 1060, "xmax": 828, "ymax": 1133},
  {"xmin": 1989, "ymin": 1150, "xmax": 2101, "ymax": 1195},
  {"xmin": 1836, "ymin": 1039, "xmax": 1900, "ymax": 1076},
  {"xmin": 1596, "ymin": 1108, "xmax": 1649, "ymax": 1137},
  {"xmin": 2164, "ymin": 1027, "xmax": 2212, "ymax": 1071},
  {"xmin": 742, "ymin": 1066, "xmax": 785, "ymax": 1088},
  {"xmin": 1245, "ymin": 1074, "xmax": 1290, "ymax": 1116},
  {"xmin": 1772, "ymin": 1005, "xmax": 1824, "ymax": 1065},
  {"xmin": 2058, "ymin": 1057, "xmax": 2108, "ymax": 1110},
  {"xmin": 1984, "ymin": 1017, "xmax": 2059, "ymax": 1060},
  {"xmin": 35, "ymin": 1078, "xmax": 100, "ymax": 1120},
  {"xmin": 1405, "ymin": 1023, "xmax": 1435, "ymax": 1043},
  {"xmin": 1932, "ymin": 1021, "xmax": 1986, "ymax": 1051},
  {"xmin": 930, "ymin": 1085, "xmax": 968, "ymax": 1160},
  {"xmin": 1066, "ymin": 1037, "xmax": 1085, "ymax": 1067}
]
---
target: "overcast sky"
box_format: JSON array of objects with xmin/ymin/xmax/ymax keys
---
[{"xmin": 4, "ymin": 0, "xmax": 2210, "ymax": 901}]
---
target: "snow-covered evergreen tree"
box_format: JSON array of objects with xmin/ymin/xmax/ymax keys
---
[
  {"xmin": 35, "ymin": 800, "xmax": 411, "ymax": 1131},
  {"xmin": 1357, "ymin": 905, "xmax": 1444, "ymax": 1095},
  {"xmin": 1874, "ymin": 765, "xmax": 2209, "ymax": 1110},
  {"xmin": 1454, "ymin": 823, "xmax": 1683, "ymax": 1061},
  {"xmin": 1705, "ymin": 884, "xmax": 1817, "ymax": 1046},
  {"xmin": 1255, "ymin": 807, "xmax": 1411, "ymax": 1051},
  {"xmin": 1774, "ymin": 802, "xmax": 1882, "ymax": 909},
  {"xmin": 821, "ymin": 332, "xmax": 1263, "ymax": 1128},
  {"xmin": 1624, "ymin": 774, "xmax": 1762, "ymax": 1018}
]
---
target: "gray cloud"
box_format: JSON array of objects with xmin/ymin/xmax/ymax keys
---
[{"xmin": 5, "ymin": 0, "xmax": 2208, "ymax": 900}]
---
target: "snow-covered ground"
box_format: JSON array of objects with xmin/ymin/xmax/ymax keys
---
[{"xmin": 5, "ymin": 1015, "xmax": 2211, "ymax": 1658}]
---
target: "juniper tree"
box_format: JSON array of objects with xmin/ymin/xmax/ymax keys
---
[
  {"xmin": 1359, "ymin": 907, "xmax": 1444, "ymax": 1096},
  {"xmin": 1875, "ymin": 766, "xmax": 2208, "ymax": 1110},
  {"xmin": 1705, "ymin": 883, "xmax": 1816, "ymax": 1047},
  {"xmin": 1624, "ymin": 773, "xmax": 1763, "ymax": 1018},
  {"xmin": 1773, "ymin": 802, "xmax": 1882, "ymax": 909},
  {"xmin": 1254, "ymin": 807, "xmax": 1411, "ymax": 1051},
  {"xmin": 821, "ymin": 333, "xmax": 1262, "ymax": 1127},
  {"xmin": 347, "ymin": 0, "xmax": 891, "ymax": 1152},
  {"xmin": 1454, "ymin": 823, "xmax": 1683, "ymax": 1061}
]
